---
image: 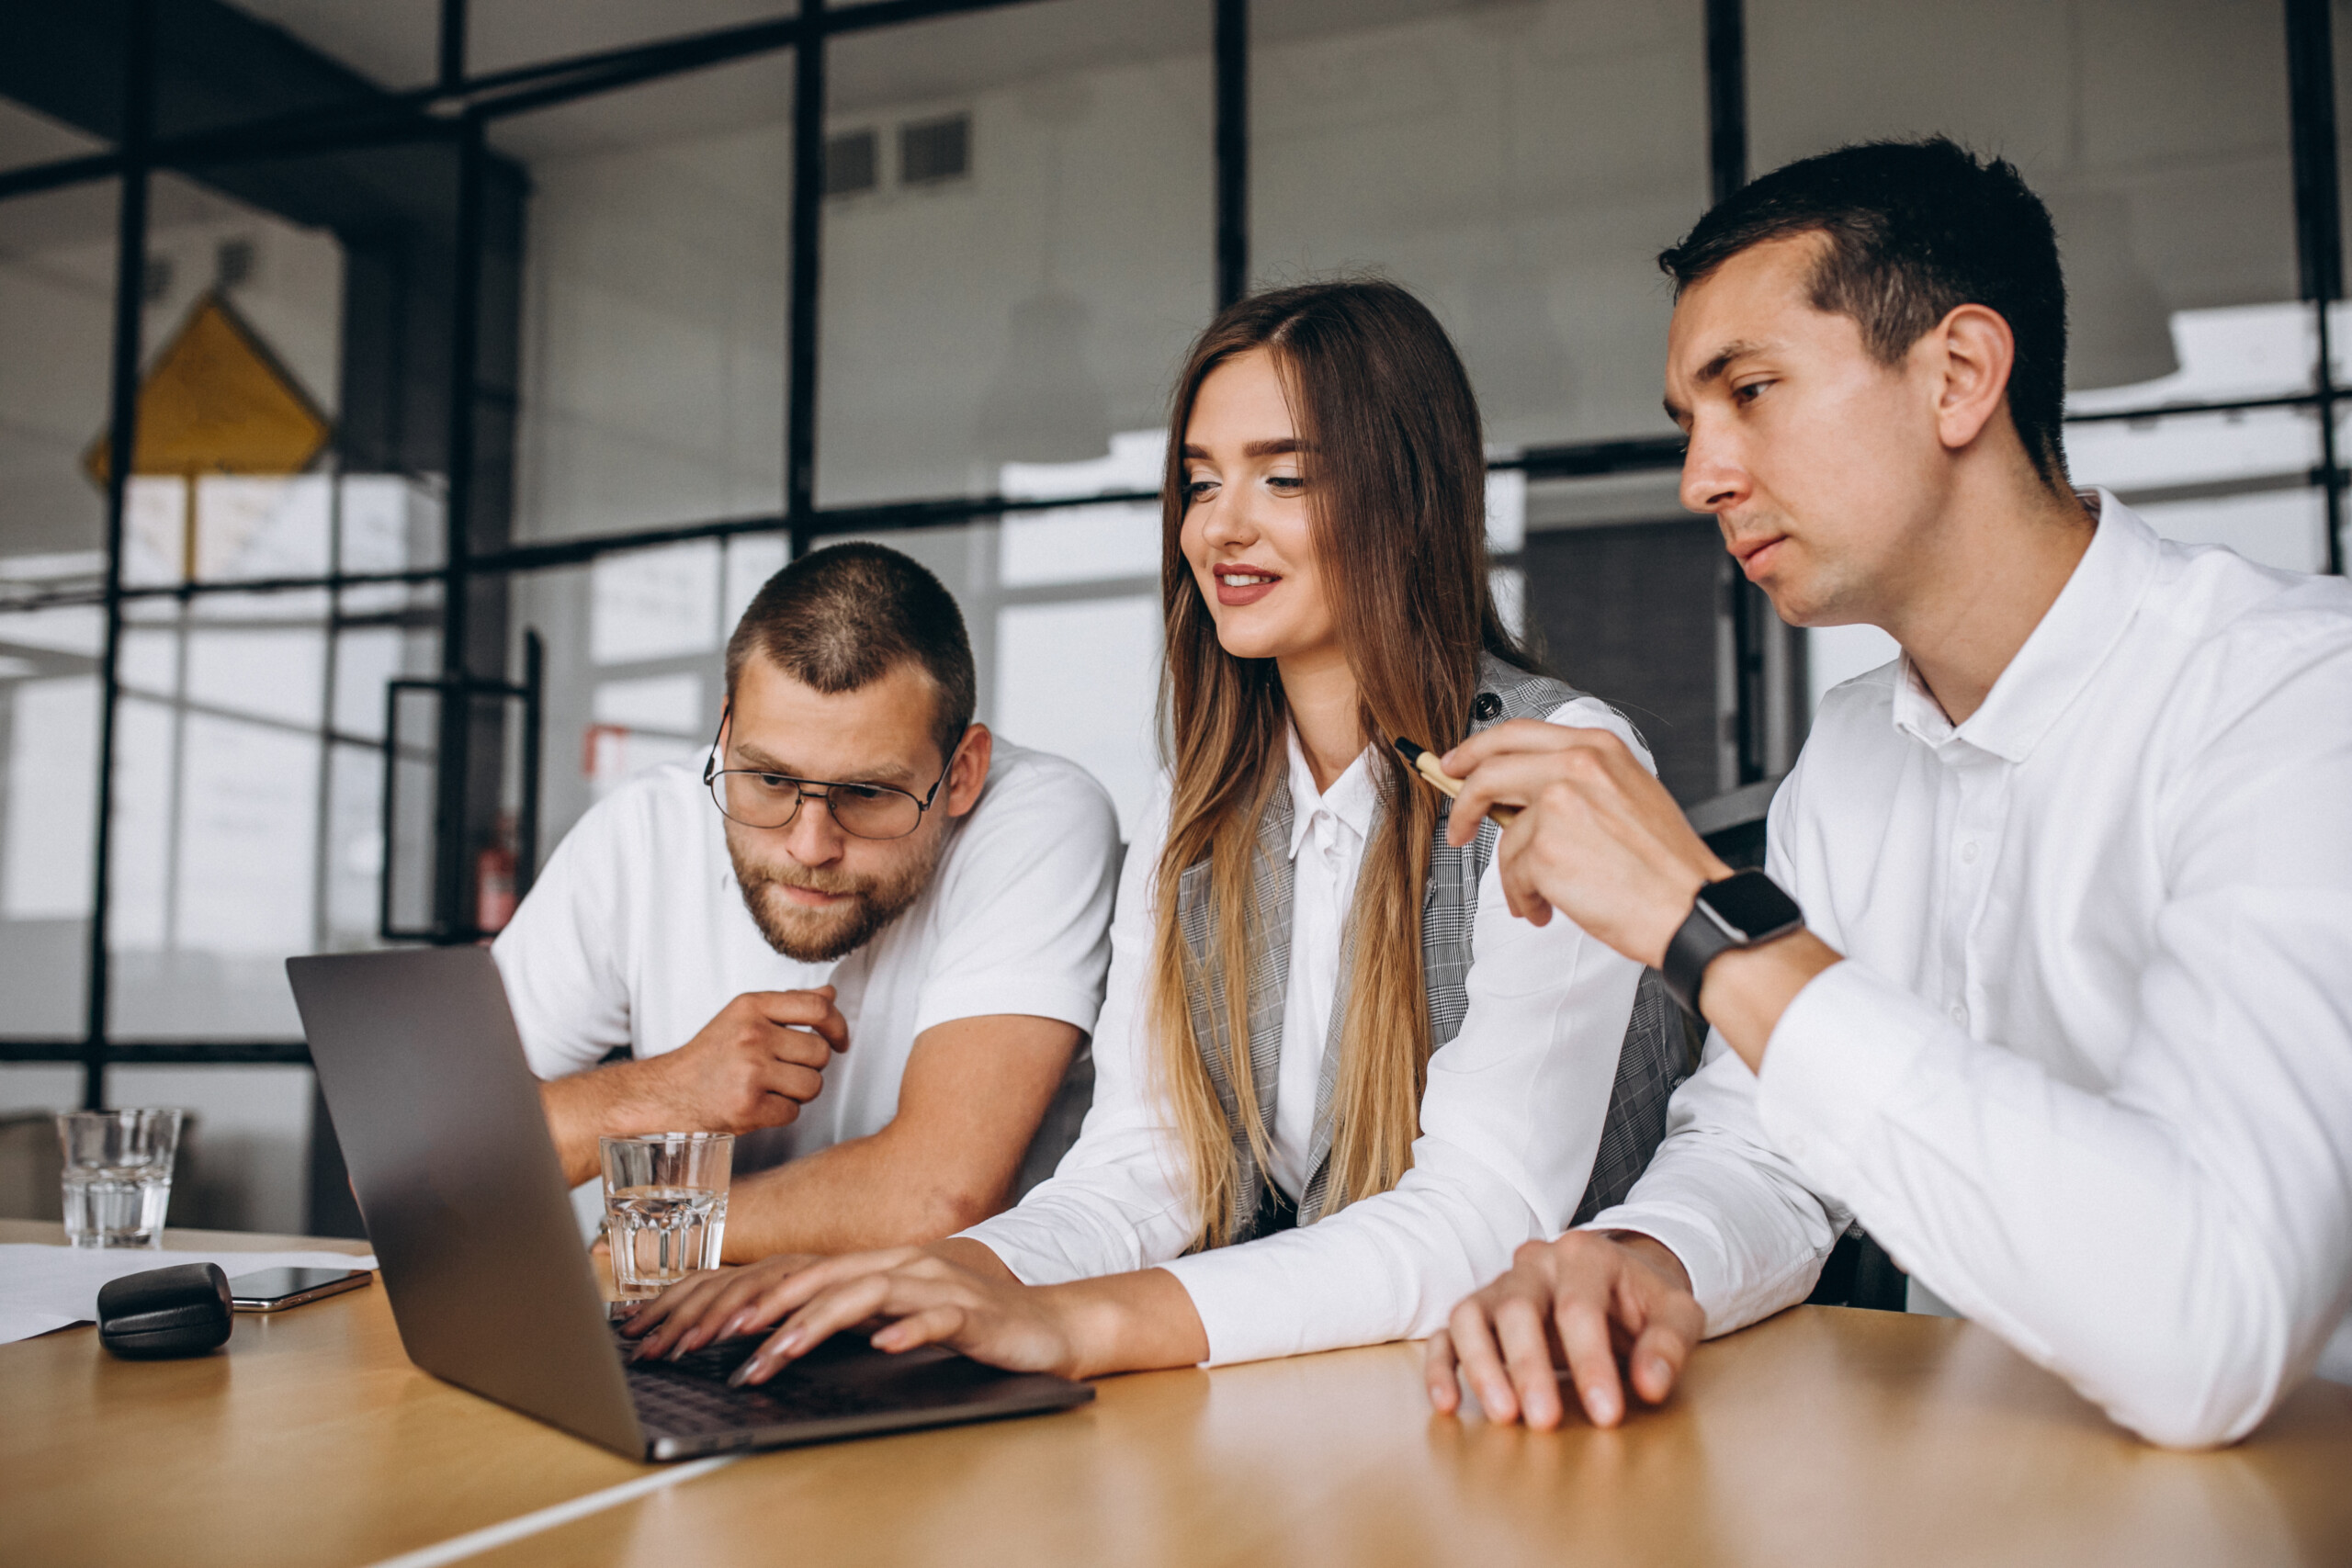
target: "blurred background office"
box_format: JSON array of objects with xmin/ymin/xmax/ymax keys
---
[{"xmin": 0, "ymin": 0, "xmax": 2342, "ymax": 1236}]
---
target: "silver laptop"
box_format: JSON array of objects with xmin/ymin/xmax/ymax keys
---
[{"xmin": 286, "ymin": 946, "xmax": 1092, "ymax": 1461}]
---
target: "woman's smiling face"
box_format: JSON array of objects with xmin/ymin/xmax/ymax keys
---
[{"xmin": 1178, "ymin": 347, "xmax": 1337, "ymax": 664}]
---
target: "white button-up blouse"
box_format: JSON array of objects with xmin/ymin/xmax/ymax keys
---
[{"xmin": 963, "ymin": 698, "xmax": 1651, "ymax": 1366}]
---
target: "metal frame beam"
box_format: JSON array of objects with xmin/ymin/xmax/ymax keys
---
[
  {"xmin": 2, "ymin": 1042, "xmax": 317, "ymax": 1066},
  {"xmin": 439, "ymin": 0, "xmax": 469, "ymax": 95},
  {"xmin": 1704, "ymin": 0, "xmax": 1747, "ymax": 209},
  {"xmin": 788, "ymin": 0, "xmax": 828, "ymax": 547},
  {"xmin": 432, "ymin": 113, "xmax": 488, "ymax": 941},
  {"xmin": 80, "ymin": 0, "xmax": 153, "ymax": 1111},
  {"xmin": 1702, "ymin": 0, "xmax": 1775, "ymax": 789},
  {"xmin": 1216, "ymin": 0, "xmax": 1249, "ymax": 308},
  {"xmin": 2286, "ymin": 0, "xmax": 2346, "ymax": 576},
  {"xmin": 0, "ymin": 0, "xmax": 1049, "ymax": 205}
]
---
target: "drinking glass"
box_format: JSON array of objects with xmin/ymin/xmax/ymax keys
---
[
  {"xmin": 56, "ymin": 1109, "xmax": 185, "ymax": 1249},
  {"xmin": 600, "ymin": 1133, "xmax": 731, "ymax": 1301}
]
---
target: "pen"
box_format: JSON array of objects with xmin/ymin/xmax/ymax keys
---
[{"xmin": 1392, "ymin": 737, "xmax": 1519, "ymax": 826}]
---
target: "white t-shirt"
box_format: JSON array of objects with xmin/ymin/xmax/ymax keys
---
[{"xmin": 491, "ymin": 739, "xmax": 1122, "ymax": 1178}]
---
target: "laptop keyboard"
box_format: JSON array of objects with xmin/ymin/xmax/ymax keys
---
[{"xmin": 618, "ymin": 1333, "xmax": 878, "ymax": 1435}]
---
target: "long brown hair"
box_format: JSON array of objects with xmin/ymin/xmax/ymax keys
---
[{"xmin": 1149, "ymin": 279, "xmax": 1534, "ymax": 1248}]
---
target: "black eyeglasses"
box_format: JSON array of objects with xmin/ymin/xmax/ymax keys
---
[{"xmin": 701, "ymin": 709, "xmax": 956, "ymax": 840}]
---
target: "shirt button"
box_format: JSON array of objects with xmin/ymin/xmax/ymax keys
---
[
  {"xmin": 1948, "ymin": 1004, "xmax": 1967, "ymax": 1027},
  {"xmin": 1959, "ymin": 840, "xmax": 1980, "ymax": 864}
]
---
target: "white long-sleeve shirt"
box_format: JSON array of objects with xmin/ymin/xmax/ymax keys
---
[
  {"xmin": 962, "ymin": 698, "xmax": 1649, "ymax": 1365},
  {"xmin": 1593, "ymin": 491, "xmax": 2352, "ymax": 1448}
]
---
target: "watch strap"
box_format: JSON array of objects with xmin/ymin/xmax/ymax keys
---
[
  {"xmin": 1660, "ymin": 869, "xmax": 1804, "ymax": 1019},
  {"xmin": 1661, "ymin": 897, "xmax": 1736, "ymax": 1019}
]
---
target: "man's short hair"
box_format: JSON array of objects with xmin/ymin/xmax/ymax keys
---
[
  {"xmin": 723, "ymin": 541, "xmax": 977, "ymax": 764},
  {"xmin": 1658, "ymin": 137, "xmax": 2070, "ymax": 488}
]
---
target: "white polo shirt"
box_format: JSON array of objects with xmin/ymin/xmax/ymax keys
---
[{"xmin": 491, "ymin": 739, "xmax": 1121, "ymax": 1176}]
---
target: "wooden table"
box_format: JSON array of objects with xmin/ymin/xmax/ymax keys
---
[{"xmin": 6, "ymin": 1221, "xmax": 2350, "ymax": 1568}]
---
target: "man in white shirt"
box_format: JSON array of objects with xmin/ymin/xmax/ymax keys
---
[
  {"xmin": 493, "ymin": 542, "xmax": 1120, "ymax": 1261},
  {"xmin": 1426, "ymin": 138, "xmax": 2352, "ymax": 1448}
]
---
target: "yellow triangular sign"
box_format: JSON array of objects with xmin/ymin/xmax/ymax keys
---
[{"xmin": 84, "ymin": 291, "xmax": 332, "ymax": 486}]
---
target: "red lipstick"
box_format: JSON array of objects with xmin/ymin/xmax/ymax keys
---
[{"xmin": 1212, "ymin": 562, "xmax": 1281, "ymax": 607}]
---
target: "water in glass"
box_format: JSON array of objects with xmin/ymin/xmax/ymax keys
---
[
  {"xmin": 599, "ymin": 1132, "xmax": 732, "ymax": 1300},
  {"xmin": 56, "ymin": 1108, "xmax": 184, "ymax": 1249},
  {"xmin": 607, "ymin": 1185, "xmax": 727, "ymax": 1297},
  {"xmin": 62, "ymin": 1167, "xmax": 174, "ymax": 1247}
]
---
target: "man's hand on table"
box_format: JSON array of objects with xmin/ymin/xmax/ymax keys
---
[
  {"xmin": 1426, "ymin": 1231, "xmax": 1705, "ymax": 1429},
  {"xmin": 539, "ymin": 987, "xmax": 850, "ymax": 1183}
]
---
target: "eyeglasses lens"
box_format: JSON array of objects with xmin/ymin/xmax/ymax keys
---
[{"xmin": 714, "ymin": 772, "xmax": 920, "ymax": 840}]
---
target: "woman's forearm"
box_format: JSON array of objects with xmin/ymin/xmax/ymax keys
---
[{"xmin": 1047, "ymin": 1267, "xmax": 1210, "ymax": 1379}]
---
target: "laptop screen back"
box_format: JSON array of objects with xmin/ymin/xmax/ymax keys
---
[{"xmin": 288, "ymin": 947, "xmax": 643, "ymax": 1454}]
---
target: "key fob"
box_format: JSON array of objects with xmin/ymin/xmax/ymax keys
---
[{"xmin": 96, "ymin": 1262, "xmax": 234, "ymax": 1359}]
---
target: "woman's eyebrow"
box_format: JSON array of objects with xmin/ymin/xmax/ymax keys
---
[{"xmin": 1180, "ymin": 437, "xmax": 1304, "ymax": 460}]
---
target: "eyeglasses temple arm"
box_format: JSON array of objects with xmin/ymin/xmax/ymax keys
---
[{"xmin": 702, "ymin": 705, "xmax": 730, "ymax": 785}]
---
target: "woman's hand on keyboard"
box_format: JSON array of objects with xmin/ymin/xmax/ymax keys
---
[{"xmin": 616, "ymin": 1252, "xmax": 824, "ymax": 1362}]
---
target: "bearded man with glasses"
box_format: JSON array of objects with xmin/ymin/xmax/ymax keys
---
[{"xmin": 492, "ymin": 542, "xmax": 1120, "ymax": 1261}]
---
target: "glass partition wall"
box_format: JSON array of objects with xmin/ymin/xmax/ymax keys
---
[{"xmin": 0, "ymin": 0, "xmax": 2342, "ymax": 1234}]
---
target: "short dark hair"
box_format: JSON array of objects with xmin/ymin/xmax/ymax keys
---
[
  {"xmin": 723, "ymin": 541, "xmax": 976, "ymax": 763},
  {"xmin": 1658, "ymin": 137, "xmax": 2070, "ymax": 487}
]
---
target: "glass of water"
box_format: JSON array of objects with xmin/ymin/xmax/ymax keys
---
[
  {"xmin": 56, "ymin": 1108, "xmax": 185, "ymax": 1249},
  {"xmin": 600, "ymin": 1133, "xmax": 731, "ymax": 1301}
]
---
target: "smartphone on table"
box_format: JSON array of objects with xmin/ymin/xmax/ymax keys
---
[{"xmin": 225, "ymin": 1267, "xmax": 373, "ymax": 1313}]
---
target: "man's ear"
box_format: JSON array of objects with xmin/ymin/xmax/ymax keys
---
[
  {"xmin": 944, "ymin": 723, "xmax": 991, "ymax": 817},
  {"xmin": 1928, "ymin": 302, "xmax": 2016, "ymax": 454}
]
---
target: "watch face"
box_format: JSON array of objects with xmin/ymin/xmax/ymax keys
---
[{"xmin": 1698, "ymin": 870, "xmax": 1803, "ymax": 942}]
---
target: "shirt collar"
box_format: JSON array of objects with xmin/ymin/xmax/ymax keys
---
[
  {"xmin": 1891, "ymin": 488, "xmax": 2161, "ymax": 764},
  {"xmin": 1283, "ymin": 722, "xmax": 1379, "ymax": 857}
]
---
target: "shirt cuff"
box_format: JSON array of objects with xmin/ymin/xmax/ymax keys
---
[
  {"xmin": 1576, "ymin": 1200, "xmax": 1742, "ymax": 1334},
  {"xmin": 1751, "ymin": 959, "xmax": 1939, "ymax": 1194},
  {"xmin": 1156, "ymin": 1247, "xmax": 1305, "ymax": 1366}
]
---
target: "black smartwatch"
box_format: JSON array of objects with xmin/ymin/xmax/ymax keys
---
[{"xmin": 1661, "ymin": 870, "xmax": 1805, "ymax": 1019}]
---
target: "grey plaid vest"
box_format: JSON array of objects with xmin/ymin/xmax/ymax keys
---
[{"xmin": 1174, "ymin": 655, "xmax": 1694, "ymax": 1244}]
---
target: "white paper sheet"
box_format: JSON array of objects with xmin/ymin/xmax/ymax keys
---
[{"xmin": 0, "ymin": 1243, "xmax": 379, "ymax": 1344}]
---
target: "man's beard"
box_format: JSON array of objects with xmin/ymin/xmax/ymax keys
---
[{"xmin": 727, "ymin": 830, "xmax": 942, "ymax": 964}]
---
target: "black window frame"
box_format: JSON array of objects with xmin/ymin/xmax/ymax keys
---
[{"xmin": 0, "ymin": 0, "xmax": 2342, "ymax": 1110}]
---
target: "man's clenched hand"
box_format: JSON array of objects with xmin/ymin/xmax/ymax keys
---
[
  {"xmin": 539, "ymin": 988, "xmax": 850, "ymax": 1184},
  {"xmin": 653, "ymin": 987, "xmax": 850, "ymax": 1133}
]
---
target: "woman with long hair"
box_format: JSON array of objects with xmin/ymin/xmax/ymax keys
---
[{"xmin": 621, "ymin": 279, "xmax": 1685, "ymax": 1380}]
